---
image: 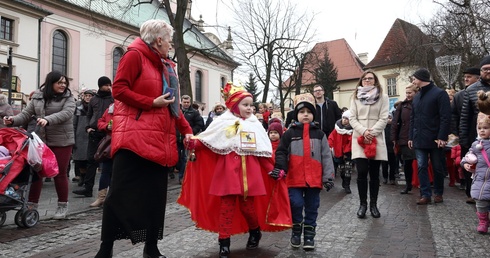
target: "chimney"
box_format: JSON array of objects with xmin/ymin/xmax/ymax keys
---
[{"xmin": 357, "ymin": 52, "xmax": 368, "ymax": 65}]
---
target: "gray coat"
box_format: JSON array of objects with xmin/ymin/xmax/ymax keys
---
[
  {"xmin": 0, "ymin": 95, "xmax": 13, "ymax": 129},
  {"xmin": 462, "ymin": 140, "xmax": 490, "ymax": 201},
  {"xmin": 11, "ymin": 89, "xmax": 75, "ymax": 147},
  {"xmin": 72, "ymin": 101, "xmax": 89, "ymax": 160}
]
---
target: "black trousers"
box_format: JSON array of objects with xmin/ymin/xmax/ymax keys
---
[
  {"xmin": 82, "ymin": 131, "xmax": 104, "ymax": 190},
  {"xmin": 356, "ymin": 158, "xmax": 381, "ymax": 205}
]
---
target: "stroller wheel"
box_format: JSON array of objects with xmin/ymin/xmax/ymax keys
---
[
  {"xmin": 15, "ymin": 210, "xmax": 26, "ymax": 228},
  {"xmin": 0, "ymin": 212, "xmax": 6, "ymax": 226},
  {"xmin": 22, "ymin": 209, "xmax": 39, "ymax": 228}
]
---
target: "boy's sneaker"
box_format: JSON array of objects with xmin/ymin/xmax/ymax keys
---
[{"xmin": 53, "ymin": 202, "xmax": 68, "ymax": 220}]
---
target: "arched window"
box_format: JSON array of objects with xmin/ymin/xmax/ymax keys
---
[
  {"xmin": 52, "ymin": 30, "xmax": 68, "ymax": 75},
  {"xmin": 112, "ymin": 47, "xmax": 124, "ymax": 79},
  {"xmin": 195, "ymin": 70, "xmax": 202, "ymax": 102}
]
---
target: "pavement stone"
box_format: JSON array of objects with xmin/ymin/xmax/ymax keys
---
[{"xmin": 1, "ymin": 167, "xmax": 490, "ymax": 257}]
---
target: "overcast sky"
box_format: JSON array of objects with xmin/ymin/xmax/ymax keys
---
[{"xmin": 190, "ymin": 0, "xmax": 445, "ymax": 63}]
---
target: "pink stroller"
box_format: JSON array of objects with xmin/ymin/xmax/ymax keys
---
[{"xmin": 0, "ymin": 127, "xmax": 40, "ymax": 228}]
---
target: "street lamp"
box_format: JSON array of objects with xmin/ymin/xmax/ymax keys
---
[{"xmin": 7, "ymin": 47, "xmax": 12, "ymax": 104}]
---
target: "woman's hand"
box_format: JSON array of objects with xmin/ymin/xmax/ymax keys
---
[
  {"xmin": 152, "ymin": 93, "xmax": 175, "ymax": 108},
  {"xmin": 37, "ymin": 118, "xmax": 48, "ymax": 127},
  {"xmin": 363, "ymin": 128, "xmax": 374, "ymax": 141},
  {"xmin": 3, "ymin": 116, "xmax": 13, "ymax": 125}
]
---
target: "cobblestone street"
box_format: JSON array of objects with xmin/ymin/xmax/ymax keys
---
[{"xmin": 1, "ymin": 172, "xmax": 490, "ymax": 257}]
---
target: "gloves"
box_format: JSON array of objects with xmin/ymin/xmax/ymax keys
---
[
  {"xmin": 323, "ymin": 180, "xmax": 334, "ymax": 192},
  {"xmin": 268, "ymin": 168, "xmax": 285, "ymax": 180}
]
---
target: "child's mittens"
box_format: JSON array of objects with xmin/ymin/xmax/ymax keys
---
[
  {"xmin": 323, "ymin": 179, "xmax": 334, "ymax": 192},
  {"xmin": 268, "ymin": 168, "xmax": 285, "ymax": 180}
]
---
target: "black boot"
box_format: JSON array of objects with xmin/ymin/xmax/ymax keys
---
[
  {"xmin": 357, "ymin": 204, "xmax": 367, "ymax": 218},
  {"xmin": 303, "ymin": 225, "xmax": 316, "ymax": 250},
  {"xmin": 219, "ymin": 238, "xmax": 230, "ymax": 258},
  {"xmin": 290, "ymin": 223, "xmax": 302, "ymax": 248},
  {"xmin": 370, "ymin": 203, "xmax": 381, "ymax": 218},
  {"xmin": 94, "ymin": 241, "xmax": 113, "ymax": 258},
  {"xmin": 72, "ymin": 187, "xmax": 93, "ymax": 197},
  {"xmin": 143, "ymin": 245, "xmax": 165, "ymax": 258},
  {"xmin": 369, "ymin": 180, "xmax": 381, "ymax": 218},
  {"xmin": 246, "ymin": 227, "xmax": 262, "ymax": 249}
]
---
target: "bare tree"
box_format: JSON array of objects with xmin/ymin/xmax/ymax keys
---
[{"xmin": 231, "ymin": 0, "xmax": 316, "ymax": 103}]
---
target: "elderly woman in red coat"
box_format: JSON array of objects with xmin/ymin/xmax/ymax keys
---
[{"xmin": 94, "ymin": 20, "xmax": 192, "ymax": 258}]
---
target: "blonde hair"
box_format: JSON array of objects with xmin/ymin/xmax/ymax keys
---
[
  {"xmin": 140, "ymin": 19, "xmax": 174, "ymax": 44},
  {"xmin": 477, "ymin": 112, "xmax": 490, "ymax": 126},
  {"xmin": 477, "ymin": 90, "xmax": 490, "ymax": 115},
  {"xmin": 406, "ymin": 83, "xmax": 419, "ymax": 93}
]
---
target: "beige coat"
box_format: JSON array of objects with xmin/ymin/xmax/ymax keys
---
[{"xmin": 349, "ymin": 94, "xmax": 389, "ymax": 161}]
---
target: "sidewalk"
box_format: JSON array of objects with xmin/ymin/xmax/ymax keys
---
[{"xmin": 3, "ymin": 166, "xmax": 182, "ymax": 226}]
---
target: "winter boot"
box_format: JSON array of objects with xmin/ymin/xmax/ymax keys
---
[
  {"xmin": 303, "ymin": 225, "xmax": 316, "ymax": 250},
  {"xmin": 94, "ymin": 241, "xmax": 113, "ymax": 258},
  {"xmin": 246, "ymin": 227, "xmax": 262, "ymax": 249},
  {"xmin": 53, "ymin": 202, "xmax": 68, "ymax": 220},
  {"xmin": 90, "ymin": 188, "xmax": 107, "ymax": 207},
  {"xmin": 476, "ymin": 212, "xmax": 489, "ymax": 233},
  {"xmin": 219, "ymin": 238, "xmax": 230, "ymax": 258},
  {"xmin": 290, "ymin": 223, "xmax": 302, "ymax": 248}
]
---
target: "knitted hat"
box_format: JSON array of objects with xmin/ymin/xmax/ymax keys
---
[
  {"xmin": 294, "ymin": 93, "xmax": 316, "ymax": 121},
  {"xmin": 268, "ymin": 122, "xmax": 284, "ymax": 137},
  {"xmin": 357, "ymin": 136, "xmax": 377, "ymax": 159},
  {"xmin": 97, "ymin": 76, "xmax": 112, "ymax": 88},
  {"xmin": 463, "ymin": 67, "xmax": 480, "ymax": 76},
  {"xmin": 83, "ymin": 89, "xmax": 95, "ymax": 96},
  {"xmin": 222, "ymin": 82, "xmax": 252, "ymax": 115},
  {"xmin": 342, "ymin": 110, "xmax": 351, "ymax": 119},
  {"xmin": 480, "ymin": 55, "xmax": 490, "ymax": 69},
  {"xmin": 412, "ymin": 68, "xmax": 431, "ymax": 82}
]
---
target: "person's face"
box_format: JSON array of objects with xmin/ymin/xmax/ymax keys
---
[
  {"xmin": 268, "ymin": 131, "xmax": 280, "ymax": 142},
  {"xmin": 100, "ymin": 84, "xmax": 112, "ymax": 92},
  {"xmin": 480, "ymin": 65, "xmax": 490, "ymax": 83},
  {"xmin": 297, "ymin": 107, "xmax": 313, "ymax": 124},
  {"xmin": 341, "ymin": 117, "xmax": 350, "ymax": 126},
  {"xmin": 251, "ymin": 106, "xmax": 256, "ymax": 114},
  {"xmin": 313, "ymin": 86, "xmax": 324, "ymax": 99},
  {"xmin": 83, "ymin": 93, "xmax": 93, "ymax": 103},
  {"xmin": 387, "ymin": 116, "xmax": 392, "ymax": 124},
  {"xmin": 477, "ymin": 122, "xmax": 490, "ymax": 139},
  {"xmin": 258, "ymin": 105, "xmax": 265, "ymax": 114},
  {"xmin": 53, "ymin": 77, "xmax": 67, "ymax": 94},
  {"xmin": 182, "ymin": 99, "xmax": 191, "ymax": 109},
  {"xmin": 156, "ymin": 35, "xmax": 172, "ymax": 58},
  {"xmin": 215, "ymin": 106, "xmax": 224, "ymax": 113},
  {"xmin": 238, "ymin": 97, "xmax": 254, "ymax": 118},
  {"xmin": 463, "ymin": 74, "xmax": 479, "ymax": 87},
  {"xmin": 361, "ymin": 73, "xmax": 375, "ymax": 87},
  {"xmin": 406, "ymin": 89, "xmax": 415, "ymax": 101}
]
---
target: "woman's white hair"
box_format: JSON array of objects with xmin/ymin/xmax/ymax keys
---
[{"xmin": 140, "ymin": 19, "xmax": 174, "ymax": 44}]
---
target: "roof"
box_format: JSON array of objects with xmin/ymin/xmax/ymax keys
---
[
  {"xmin": 365, "ymin": 18, "xmax": 428, "ymax": 69},
  {"xmin": 60, "ymin": 0, "xmax": 237, "ymax": 65},
  {"xmin": 284, "ymin": 38, "xmax": 364, "ymax": 88}
]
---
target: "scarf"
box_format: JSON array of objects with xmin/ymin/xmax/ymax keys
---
[
  {"xmin": 334, "ymin": 119, "xmax": 353, "ymax": 135},
  {"xmin": 357, "ymin": 86, "xmax": 380, "ymax": 105},
  {"xmin": 162, "ymin": 59, "xmax": 180, "ymax": 118},
  {"xmin": 197, "ymin": 110, "xmax": 272, "ymax": 157}
]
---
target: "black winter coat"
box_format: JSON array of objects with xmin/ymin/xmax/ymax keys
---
[
  {"xmin": 314, "ymin": 98, "xmax": 342, "ymax": 137},
  {"xmin": 409, "ymin": 83, "xmax": 451, "ymax": 149},
  {"xmin": 391, "ymin": 98, "xmax": 412, "ymax": 146},
  {"xmin": 460, "ymin": 79, "xmax": 490, "ymax": 148}
]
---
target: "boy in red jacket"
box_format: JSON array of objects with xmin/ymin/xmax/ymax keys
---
[
  {"xmin": 328, "ymin": 110, "xmax": 353, "ymax": 194},
  {"xmin": 269, "ymin": 93, "xmax": 335, "ymax": 250}
]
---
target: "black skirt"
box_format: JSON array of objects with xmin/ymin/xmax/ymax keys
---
[{"xmin": 100, "ymin": 149, "xmax": 169, "ymax": 244}]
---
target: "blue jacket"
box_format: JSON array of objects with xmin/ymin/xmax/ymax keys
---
[{"xmin": 409, "ymin": 83, "xmax": 451, "ymax": 149}]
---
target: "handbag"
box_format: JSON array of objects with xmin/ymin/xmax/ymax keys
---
[{"xmin": 94, "ymin": 135, "xmax": 111, "ymax": 162}]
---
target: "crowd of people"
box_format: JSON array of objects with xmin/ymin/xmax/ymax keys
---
[{"xmin": 3, "ymin": 18, "xmax": 490, "ymax": 258}]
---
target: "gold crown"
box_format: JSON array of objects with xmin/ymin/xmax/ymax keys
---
[
  {"xmin": 294, "ymin": 93, "xmax": 315, "ymax": 107},
  {"xmin": 221, "ymin": 81, "xmax": 245, "ymax": 101}
]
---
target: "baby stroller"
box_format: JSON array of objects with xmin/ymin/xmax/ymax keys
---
[{"xmin": 0, "ymin": 127, "xmax": 40, "ymax": 228}]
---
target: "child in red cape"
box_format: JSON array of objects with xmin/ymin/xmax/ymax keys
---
[{"xmin": 177, "ymin": 83, "xmax": 291, "ymax": 258}]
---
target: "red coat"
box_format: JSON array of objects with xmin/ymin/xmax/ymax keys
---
[
  {"xmin": 97, "ymin": 104, "xmax": 113, "ymax": 136},
  {"xmin": 111, "ymin": 38, "xmax": 192, "ymax": 167},
  {"xmin": 328, "ymin": 128, "xmax": 352, "ymax": 158}
]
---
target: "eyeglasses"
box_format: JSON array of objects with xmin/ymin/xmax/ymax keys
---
[
  {"xmin": 481, "ymin": 68, "xmax": 490, "ymax": 73},
  {"xmin": 313, "ymin": 89, "xmax": 323, "ymax": 93},
  {"xmin": 362, "ymin": 77, "xmax": 375, "ymax": 81}
]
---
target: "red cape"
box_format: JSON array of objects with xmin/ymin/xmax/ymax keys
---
[{"xmin": 177, "ymin": 147, "xmax": 292, "ymax": 235}]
